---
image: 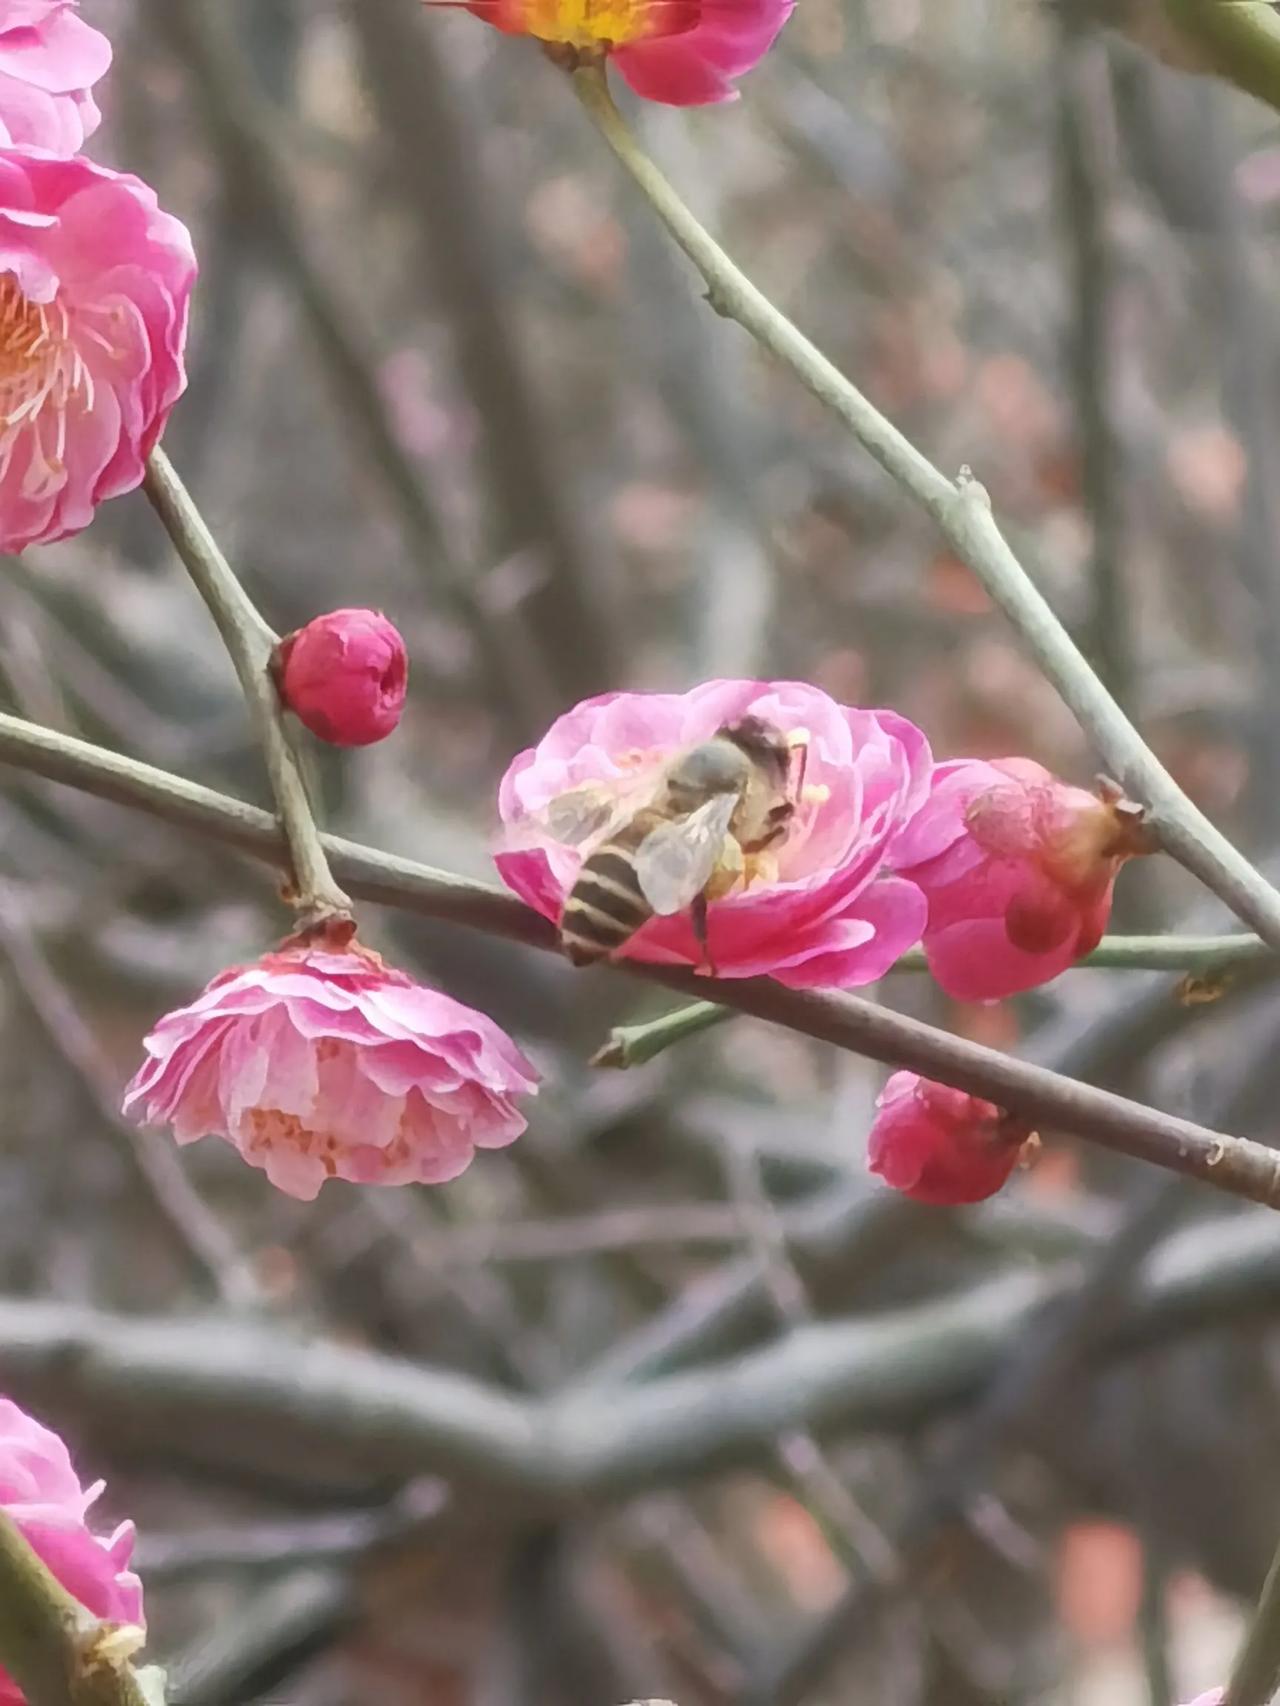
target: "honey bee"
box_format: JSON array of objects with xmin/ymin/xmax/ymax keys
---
[{"xmin": 529, "ymin": 715, "xmax": 811, "ymax": 971}]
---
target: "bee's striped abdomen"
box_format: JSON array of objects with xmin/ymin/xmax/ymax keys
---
[{"xmin": 559, "ymin": 812, "xmax": 660, "ymax": 967}]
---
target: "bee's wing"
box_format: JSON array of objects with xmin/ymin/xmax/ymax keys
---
[
  {"xmin": 516, "ymin": 774, "xmax": 655, "ymax": 851},
  {"xmin": 634, "ymin": 794, "xmax": 738, "ymax": 916}
]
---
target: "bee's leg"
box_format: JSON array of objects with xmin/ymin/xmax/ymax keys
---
[
  {"xmin": 692, "ymin": 893, "xmax": 723, "ymax": 975},
  {"xmin": 691, "ymin": 891, "xmax": 718, "ymax": 976}
]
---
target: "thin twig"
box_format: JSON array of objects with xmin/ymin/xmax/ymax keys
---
[
  {"xmin": 142, "ymin": 448, "xmax": 351, "ymax": 927},
  {"xmin": 146, "ymin": 0, "xmax": 543, "ymax": 742},
  {"xmin": 570, "ymin": 62, "xmax": 1280, "ymax": 953},
  {"xmin": 1, "ymin": 710, "xmax": 1278, "ymax": 1208},
  {"xmin": 0, "ymin": 883, "xmax": 261, "ymax": 1309},
  {"xmin": 1225, "ymin": 1536, "xmax": 1280, "ymax": 1706},
  {"xmin": 594, "ymin": 927, "xmax": 1272, "ymax": 1065}
]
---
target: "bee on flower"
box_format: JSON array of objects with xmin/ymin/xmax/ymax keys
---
[{"xmin": 495, "ymin": 679, "xmax": 933, "ymax": 988}]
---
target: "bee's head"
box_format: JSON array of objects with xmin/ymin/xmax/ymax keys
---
[{"xmin": 718, "ymin": 715, "xmax": 791, "ymax": 780}]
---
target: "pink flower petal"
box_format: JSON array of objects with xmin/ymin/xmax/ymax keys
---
[{"xmin": 123, "ymin": 940, "xmax": 538, "ymax": 1199}]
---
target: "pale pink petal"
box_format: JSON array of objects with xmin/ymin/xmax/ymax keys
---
[
  {"xmin": 123, "ymin": 939, "xmax": 538, "ymax": 1199},
  {"xmin": 0, "ymin": 2, "xmax": 111, "ymax": 154}
]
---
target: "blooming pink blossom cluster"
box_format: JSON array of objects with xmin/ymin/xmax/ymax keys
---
[
  {"xmin": 0, "ymin": 1, "xmax": 194, "ymax": 554},
  {"xmin": 492, "ymin": 679, "xmax": 1150, "ymax": 1206},
  {"xmin": 0, "ymin": 1397, "xmax": 143, "ymax": 1705}
]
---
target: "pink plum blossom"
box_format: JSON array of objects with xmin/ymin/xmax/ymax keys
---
[
  {"xmin": 441, "ymin": 0, "xmax": 792, "ymax": 105},
  {"xmin": 867, "ymin": 1071, "xmax": 1034, "ymax": 1205},
  {"xmin": 0, "ymin": 1396, "xmax": 142, "ymax": 1706},
  {"xmin": 123, "ymin": 939, "xmax": 538, "ymax": 1201},
  {"xmin": 495, "ymin": 679, "xmax": 932, "ymax": 988},
  {"xmin": 275, "ymin": 608, "xmax": 409, "ymax": 747},
  {"xmin": 0, "ymin": 149, "xmax": 195, "ymax": 553},
  {"xmin": 889, "ymin": 757, "xmax": 1149, "ymax": 1002},
  {"xmin": 0, "ymin": 2, "xmax": 111, "ymax": 155}
]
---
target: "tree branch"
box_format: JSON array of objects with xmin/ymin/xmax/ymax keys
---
[
  {"xmin": 570, "ymin": 62, "xmax": 1280, "ymax": 953},
  {"xmin": 1, "ymin": 709, "xmax": 1279, "ymax": 1206},
  {"xmin": 3, "ymin": 1211, "xmax": 1280, "ymax": 1501}
]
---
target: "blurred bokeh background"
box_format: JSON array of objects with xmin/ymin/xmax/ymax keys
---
[{"xmin": 2, "ymin": 0, "xmax": 1280, "ymax": 1700}]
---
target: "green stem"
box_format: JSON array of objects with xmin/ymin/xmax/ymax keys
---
[
  {"xmin": 1226, "ymin": 1533, "xmax": 1280, "ymax": 1706},
  {"xmin": 571, "ymin": 63, "xmax": 1280, "ymax": 955},
  {"xmin": 142, "ymin": 448, "xmax": 352, "ymax": 929},
  {"xmin": 593, "ymin": 999, "xmax": 727, "ymax": 1067},
  {"xmin": 0, "ymin": 1510, "xmax": 159, "ymax": 1706},
  {"xmin": 1166, "ymin": 0, "xmax": 1280, "ymax": 117}
]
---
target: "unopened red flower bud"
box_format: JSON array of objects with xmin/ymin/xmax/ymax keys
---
[
  {"xmin": 275, "ymin": 608, "xmax": 408, "ymax": 747},
  {"xmin": 889, "ymin": 757, "xmax": 1151, "ymax": 1001},
  {"xmin": 867, "ymin": 1071, "xmax": 1035, "ymax": 1205}
]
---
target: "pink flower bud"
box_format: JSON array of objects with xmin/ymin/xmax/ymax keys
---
[
  {"xmin": 867, "ymin": 1071, "xmax": 1034, "ymax": 1205},
  {"xmin": 275, "ymin": 608, "xmax": 408, "ymax": 747},
  {"xmin": 123, "ymin": 937, "xmax": 538, "ymax": 1201},
  {"xmin": 0, "ymin": 1397, "xmax": 143, "ymax": 1706},
  {"xmin": 889, "ymin": 757, "xmax": 1149, "ymax": 1001}
]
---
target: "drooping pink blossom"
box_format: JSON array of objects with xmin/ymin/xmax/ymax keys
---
[
  {"xmin": 123, "ymin": 939, "xmax": 538, "ymax": 1202},
  {"xmin": 433, "ymin": 0, "xmax": 792, "ymax": 105},
  {"xmin": 0, "ymin": 150, "xmax": 195, "ymax": 553},
  {"xmin": 888, "ymin": 757, "xmax": 1149, "ymax": 1002},
  {"xmin": 0, "ymin": 2, "xmax": 111, "ymax": 155},
  {"xmin": 495, "ymin": 679, "xmax": 932, "ymax": 988},
  {"xmin": 867, "ymin": 1071, "xmax": 1034, "ymax": 1206},
  {"xmin": 0, "ymin": 1396, "xmax": 142, "ymax": 1706},
  {"xmin": 275, "ymin": 608, "xmax": 409, "ymax": 747}
]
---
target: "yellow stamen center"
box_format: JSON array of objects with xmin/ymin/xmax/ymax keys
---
[
  {"xmin": 0, "ymin": 276, "xmax": 93, "ymax": 495},
  {"xmin": 514, "ymin": 0, "xmax": 691, "ymax": 47}
]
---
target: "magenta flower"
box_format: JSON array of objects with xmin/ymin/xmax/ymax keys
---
[
  {"xmin": 123, "ymin": 940, "xmax": 538, "ymax": 1201},
  {"xmin": 495, "ymin": 679, "xmax": 932, "ymax": 987},
  {"xmin": 440, "ymin": 0, "xmax": 792, "ymax": 105},
  {"xmin": 0, "ymin": 1396, "xmax": 142, "ymax": 1705},
  {"xmin": 0, "ymin": 2, "xmax": 111, "ymax": 155},
  {"xmin": 275, "ymin": 608, "xmax": 409, "ymax": 747},
  {"xmin": 889, "ymin": 757, "xmax": 1149, "ymax": 1002},
  {"xmin": 0, "ymin": 150, "xmax": 195, "ymax": 553},
  {"xmin": 867, "ymin": 1071, "xmax": 1033, "ymax": 1206}
]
